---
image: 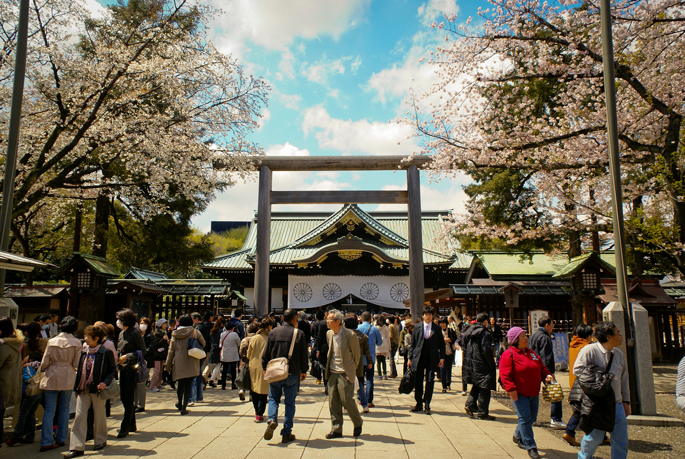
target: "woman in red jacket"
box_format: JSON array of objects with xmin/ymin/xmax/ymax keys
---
[{"xmin": 499, "ymin": 327, "xmax": 553, "ymax": 459}]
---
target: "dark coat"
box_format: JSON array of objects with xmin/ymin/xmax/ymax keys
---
[
  {"xmin": 317, "ymin": 319, "xmax": 329, "ymax": 364},
  {"xmin": 209, "ymin": 328, "xmax": 223, "ymax": 364},
  {"xmin": 117, "ymin": 327, "xmax": 146, "ymax": 367},
  {"xmin": 73, "ymin": 346, "xmax": 117, "ymax": 394},
  {"xmin": 462, "ymin": 324, "xmax": 496, "ymax": 390},
  {"xmin": 151, "ymin": 329, "xmax": 169, "ymax": 361},
  {"xmin": 298, "ymin": 320, "xmax": 311, "ymax": 343},
  {"xmin": 408, "ymin": 321, "xmax": 446, "ymax": 372},
  {"xmin": 569, "ymin": 363, "xmax": 616, "ymax": 433},
  {"xmin": 529, "ymin": 327, "xmax": 555, "ymax": 374},
  {"xmin": 262, "ymin": 322, "xmax": 309, "ymax": 376},
  {"xmin": 195, "ymin": 321, "xmax": 212, "ymax": 353},
  {"xmin": 142, "ymin": 331, "xmax": 154, "ymax": 366}
]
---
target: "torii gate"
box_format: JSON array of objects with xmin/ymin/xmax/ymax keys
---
[{"xmin": 251, "ymin": 155, "xmax": 431, "ymax": 321}]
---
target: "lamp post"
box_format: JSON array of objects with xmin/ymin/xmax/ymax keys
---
[
  {"xmin": 600, "ymin": 0, "xmax": 639, "ymax": 413},
  {"xmin": 0, "ymin": 0, "xmax": 30, "ymax": 299}
]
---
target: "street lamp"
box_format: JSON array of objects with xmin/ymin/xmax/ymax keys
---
[{"xmin": 599, "ymin": 0, "xmax": 639, "ymax": 412}]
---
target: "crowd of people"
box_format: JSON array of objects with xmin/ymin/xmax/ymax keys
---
[{"xmin": 0, "ymin": 306, "xmax": 664, "ymax": 459}]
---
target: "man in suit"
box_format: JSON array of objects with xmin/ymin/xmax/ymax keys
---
[
  {"xmin": 408, "ymin": 307, "xmax": 445, "ymax": 415},
  {"xmin": 324, "ymin": 310, "xmax": 363, "ymax": 438}
]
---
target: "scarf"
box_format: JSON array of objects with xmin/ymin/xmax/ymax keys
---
[{"xmin": 78, "ymin": 344, "xmax": 101, "ymax": 392}]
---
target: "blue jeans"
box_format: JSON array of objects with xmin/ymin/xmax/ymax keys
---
[
  {"xmin": 41, "ymin": 390, "xmax": 72, "ymax": 446},
  {"xmin": 364, "ymin": 365, "xmax": 374, "ymax": 404},
  {"xmin": 13, "ymin": 393, "xmax": 42, "ymax": 441},
  {"xmin": 551, "ymin": 399, "xmax": 563, "ymax": 422},
  {"xmin": 578, "ymin": 402, "xmax": 628, "ymax": 459},
  {"xmin": 268, "ymin": 374, "xmax": 299, "ymax": 436},
  {"xmin": 513, "ymin": 395, "xmax": 540, "ymax": 450},
  {"xmin": 191, "ymin": 358, "xmax": 205, "ymax": 402},
  {"xmin": 357, "ymin": 375, "xmax": 368, "ymax": 409}
]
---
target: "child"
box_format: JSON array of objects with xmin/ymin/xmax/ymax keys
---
[{"xmin": 5, "ymin": 352, "xmax": 43, "ymax": 446}]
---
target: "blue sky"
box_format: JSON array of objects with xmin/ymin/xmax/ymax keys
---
[{"xmin": 94, "ymin": 0, "xmax": 487, "ymax": 231}]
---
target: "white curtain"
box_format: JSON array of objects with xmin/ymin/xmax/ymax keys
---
[{"xmin": 288, "ymin": 275, "xmax": 412, "ymax": 310}]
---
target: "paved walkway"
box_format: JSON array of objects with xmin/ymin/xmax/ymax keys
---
[{"xmin": 1, "ymin": 376, "xmax": 581, "ymax": 459}]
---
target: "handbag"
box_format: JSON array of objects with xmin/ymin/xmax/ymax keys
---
[
  {"xmin": 310, "ymin": 359, "xmax": 323, "ymax": 380},
  {"xmin": 188, "ymin": 331, "xmax": 207, "ymax": 360},
  {"xmin": 399, "ymin": 345, "xmax": 406, "ymax": 357},
  {"xmin": 235, "ymin": 362, "xmax": 251, "ymax": 391},
  {"xmin": 97, "ymin": 350, "xmax": 119, "ymax": 400},
  {"xmin": 542, "ymin": 381, "xmax": 564, "ymax": 403},
  {"xmin": 398, "ymin": 368, "xmax": 415, "ymax": 394},
  {"xmin": 134, "ymin": 350, "xmax": 149, "ymax": 383},
  {"xmin": 25, "ymin": 369, "xmax": 44, "ymax": 396},
  {"xmin": 264, "ymin": 329, "xmax": 298, "ymax": 383}
]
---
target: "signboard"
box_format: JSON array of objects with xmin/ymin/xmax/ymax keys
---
[
  {"xmin": 551, "ymin": 332, "xmax": 569, "ymax": 371},
  {"xmin": 529, "ymin": 310, "xmax": 548, "ymax": 333}
]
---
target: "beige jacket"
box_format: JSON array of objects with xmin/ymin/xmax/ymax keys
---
[
  {"xmin": 325, "ymin": 327, "xmax": 360, "ymax": 382},
  {"xmin": 0, "ymin": 330, "xmax": 25, "ymax": 407},
  {"xmin": 39, "ymin": 333, "xmax": 81, "ymax": 391},
  {"xmin": 165, "ymin": 326, "xmax": 206, "ymax": 381},
  {"xmin": 246, "ymin": 329, "xmax": 270, "ymax": 395}
]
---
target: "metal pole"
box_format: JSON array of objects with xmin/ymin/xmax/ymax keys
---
[
  {"xmin": 0, "ymin": 0, "xmax": 30, "ymax": 298},
  {"xmin": 600, "ymin": 0, "xmax": 639, "ymax": 412}
]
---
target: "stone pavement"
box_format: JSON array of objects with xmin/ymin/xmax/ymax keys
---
[{"xmin": 0, "ymin": 376, "xmax": 580, "ymax": 459}]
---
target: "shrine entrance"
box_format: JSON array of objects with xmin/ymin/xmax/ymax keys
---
[{"xmin": 251, "ymin": 155, "xmax": 431, "ymax": 320}]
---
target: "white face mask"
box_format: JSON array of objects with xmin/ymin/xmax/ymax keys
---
[
  {"xmin": 116, "ymin": 319, "xmax": 123, "ymax": 329},
  {"xmin": 139, "ymin": 324, "xmax": 148, "ymax": 332}
]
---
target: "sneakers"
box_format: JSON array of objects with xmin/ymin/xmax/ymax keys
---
[
  {"xmin": 460, "ymin": 391, "xmax": 467, "ymax": 396},
  {"xmin": 563, "ymin": 433, "xmax": 580, "ymax": 447},
  {"xmin": 513, "ymin": 436, "xmax": 525, "ymax": 449},
  {"xmin": 528, "ymin": 448, "xmax": 540, "ymax": 459},
  {"xmin": 264, "ymin": 420, "xmax": 278, "ymax": 441},
  {"xmin": 150, "ymin": 388, "xmax": 160, "ymax": 393},
  {"xmin": 282, "ymin": 433, "xmax": 296, "ymax": 444},
  {"xmin": 550, "ymin": 420, "xmax": 566, "ymax": 430},
  {"xmin": 367, "ymin": 402, "xmax": 375, "ymax": 408},
  {"xmin": 187, "ymin": 401, "xmax": 195, "ymax": 406},
  {"xmin": 239, "ymin": 390, "xmax": 246, "ymax": 401},
  {"xmin": 255, "ymin": 415, "xmax": 264, "ymax": 423},
  {"xmin": 362, "ymin": 407, "xmax": 369, "ymax": 413}
]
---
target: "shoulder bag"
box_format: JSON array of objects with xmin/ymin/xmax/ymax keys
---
[
  {"xmin": 188, "ymin": 330, "xmax": 207, "ymax": 360},
  {"xmin": 264, "ymin": 329, "xmax": 298, "ymax": 383},
  {"xmin": 25, "ymin": 369, "xmax": 44, "ymax": 397},
  {"xmin": 98, "ymin": 352, "xmax": 120, "ymax": 400}
]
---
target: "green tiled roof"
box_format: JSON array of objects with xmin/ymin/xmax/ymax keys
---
[
  {"xmin": 552, "ymin": 252, "xmax": 616, "ymax": 279},
  {"xmin": 451, "ymin": 284, "xmax": 570, "ymax": 296},
  {"xmin": 476, "ymin": 252, "xmax": 570, "ymax": 279},
  {"xmin": 58, "ymin": 253, "xmax": 120, "ymax": 278},
  {"xmin": 203, "ymin": 206, "xmax": 470, "ymax": 271}
]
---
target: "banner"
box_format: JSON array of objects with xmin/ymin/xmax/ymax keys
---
[{"xmin": 288, "ymin": 275, "xmax": 411, "ymax": 309}]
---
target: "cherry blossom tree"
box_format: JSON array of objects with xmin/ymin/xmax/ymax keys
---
[
  {"xmin": 0, "ymin": 0, "xmax": 268, "ymax": 262},
  {"xmin": 408, "ymin": 0, "xmax": 685, "ymax": 276}
]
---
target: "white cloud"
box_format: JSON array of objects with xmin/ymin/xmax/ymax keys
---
[
  {"xmin": 279, "ymin": 49, "xmax": 296, "ymax": 79},
  {"xmin": 367, "ymin": 38, "xmax": 439, "ymax": 105},
  {"xmin": 417, "ymin": 0, "xmax": 460, "ymax": 23},
  {"xmin": 351, "ymin": 56, "xmax": 362, "ymax": 74},
  {"xmin": 257, "ymin": 108, "xmax": 271, "ymax": 130},
  {"xmin": 302, "ymin": 105, "xmax": 419, "ymax": 156},
  {"xmin": 328, "ymin": 89, "xmax": 340, "ymax": 99},
  {"xmin": 277, "ymin": 92, "xmax": 303, "ymax": 110},
  {"xmin": 302, "ymin": 57, "xmax": 347, "ymax": 85},
  {"xmin": 207, "ymin": 0, "xmax": 371, "ymax": 53},
  {"xmin": 264, "ymin": 142, "xmax": 310, "ymax": 156}
]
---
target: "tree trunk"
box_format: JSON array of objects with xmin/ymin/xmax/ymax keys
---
[
  {"xmin": 629, "ymin": 196, "xmax": 644, "ymax": 278},
  {"xmin": 73, "ymin": 205, "xmax": 82, "ymax": 253},
  {"xmin": 92, "ymin": 194, "xmax": 109, "ymax": 258}
]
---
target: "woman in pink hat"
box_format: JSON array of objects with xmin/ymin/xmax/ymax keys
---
[{"xmin": 499, "ymin": 327, "xmax": 554, "ymax": 459}]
